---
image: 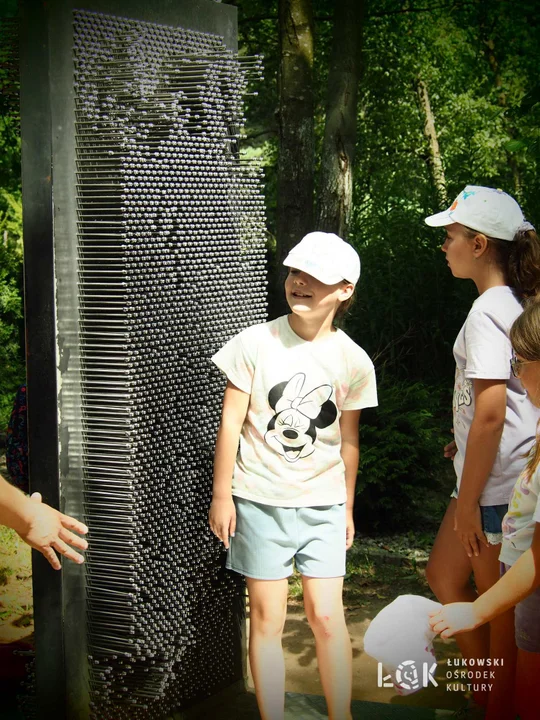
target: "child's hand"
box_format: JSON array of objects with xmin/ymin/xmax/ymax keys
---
[
  {"xmin": 454, "ymin": 502, "xmax": 488, "ymax": 558},
  {"xmin": 443, "ymin": 428, "xmax": 457, "ymax": 459},
  {"xmin": 429, "ymin": 602, "xmax": 480, "ymax": 638},
  {"xmin": 209, "ymin": 497, "xmax": 236, "ymax": 549},
  {"xmin": 346, "ymin": 509, "xmax": 355, "ymax": 550},
  {"xmin": 16, "ymin": 492, "xmax": 88, "ymax": 570}
]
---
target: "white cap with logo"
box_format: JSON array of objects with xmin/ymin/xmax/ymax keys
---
[
  {"xmin": 283, "ymin": 231, "xmax": 361, "ymax": 285},
  {"xmin": 425, "ymin": 185, "xmax": 528, "ymax": 241}
]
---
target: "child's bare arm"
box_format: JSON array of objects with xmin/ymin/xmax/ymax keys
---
[
  {"xmin": 430, "ymin": 522, "xmax": 540, "ymax": 637},
  {"xmin": 456, "ymin": 378, "xmax": 506, "ymax": 557},
  {"xmin": 209, "ymin": 380, "xmax": 250, "ymax": 548},
  {"xmin": 340, "ymin": 409, "xmax": 361, "ymax": 550}
]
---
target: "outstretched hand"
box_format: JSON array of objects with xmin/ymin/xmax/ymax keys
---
[
  {"xmin": 429, "ymin": 602, "xmax": 481, "ymax": 638},
  {"xmin": 16, "ymin": 493, "xmax": 89, "ymax": 570}
]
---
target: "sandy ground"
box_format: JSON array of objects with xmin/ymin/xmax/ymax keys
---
[{"xmin": 245, "ymin": 603, "xmax": 467, "ymax": 714}]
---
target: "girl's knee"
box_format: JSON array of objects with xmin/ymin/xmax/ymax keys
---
[
  {"xmin": 425, "ymin": 559, "xmax": 467, "ymax": 598},
  {"xmin": 305, "ymin": 604, "xmax": 346, "ymax": 638},
  {"xmin": 250, "ymin": 606, "xmax": 287, "ymax": 638},
  {"xmin": 425, "ymin": 559, "xmax": 445, "ymax": 594}
]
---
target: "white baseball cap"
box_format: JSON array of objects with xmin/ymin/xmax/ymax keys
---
[
  {"xmin": 283, "ymin": 231, "xmax": 361, "ymax": 285},
  {"xmin": 425, "ymin": 185, "xmax": 525, "ymax": 241}
]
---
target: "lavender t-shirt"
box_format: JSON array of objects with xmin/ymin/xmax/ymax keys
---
[{"xmin": 452, "ymin": 286, "xmax": 539, "ymax": 506}]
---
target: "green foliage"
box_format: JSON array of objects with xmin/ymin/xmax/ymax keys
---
[
  {"xmin": 0, "ymin": 14, "xmax": 23, "ymax": 430},
  {"xmin": 356, "ymin": 379, "xmax": 451, "ymax": 532},
  {"xmin": 0, "ymin": 232, "xmax": 24, "ymax": 431}
]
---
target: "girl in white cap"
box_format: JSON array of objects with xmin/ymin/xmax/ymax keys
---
[
  {"xmin": 209, "ymin": 232, "xmax": 377, "ymax": 720},
  {"xmin": 430, "ymin": 300, "xmax": 540, "ymax": 720},
  {"xmin": 424, "ymin": 186, "xmax": 540, "ymax": 719}
]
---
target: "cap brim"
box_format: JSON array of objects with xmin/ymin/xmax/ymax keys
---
[
  {"xmin": 424, "ymin": 210, "xmax": 453, "ymax": 227},
  {"xmin": 283, "ymin": 255, "xmax": 344, "ymax": 285}
]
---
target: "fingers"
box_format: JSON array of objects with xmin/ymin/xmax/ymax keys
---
[
  {"xmin": 443, "ymin": 440, "xmax": 457, "ymax": 458},
  {"xmin": 40, "ymin": 545, "xmax": 61, "ymax": 571},
  {"xmin": 52, "ymin": 537, "xmax": 85, "ymax": 565},
  {"xmin": 479, "ymin": 528, "xmax": 490, "ymax": 548},
  {"xmin": 58, "ymin": 527, "xmax": 89, "ymax": 551},
  {"xmin": 59, "ymin": 513, "xmax": 89, "ymax": 536},
  {"xmin": 428, "ymin": 614, "xmax": 454, "ymax": 638},
  {"xmin": 209, "ymin": 520, "xmax": 232, "ymax": 548},
  {"xmin": 30, "ymin": 492, "xmax": 42, "ymax": 503},
  {"xmin": 36, "ymin": 535, "xmax": 87, "ymax": 568},
  {"xmin": 459, "ymin": 531, "xmax": 481, "ymax": 558}
]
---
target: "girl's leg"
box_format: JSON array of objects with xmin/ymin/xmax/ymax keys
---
[
  {"xmin": 515, "ymin": 648, "xmax": 540, "ymax": 720},
  {"xmin": 426, "ymin": 500, "xmax": 490, "ymax": 706},
  {"xmin": 246, "ymin": 577, "xmax": 289, "ymax": 720},
  {"xmin": 302, "ymin": 576, "xmax": 352, "ymax": 720},
  {"xmin": 471, "ymin": 545, "xmax": 517, "ymax": 720}
]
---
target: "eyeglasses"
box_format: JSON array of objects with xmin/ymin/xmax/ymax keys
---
[{"xmin": 511, "ymin": 355, "xmax": 537, "ymax": 378}]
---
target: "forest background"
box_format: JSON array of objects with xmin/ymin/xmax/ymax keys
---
[{"xmin": 0, "ymin": 0, "xmax": 539, "ymax": 532}]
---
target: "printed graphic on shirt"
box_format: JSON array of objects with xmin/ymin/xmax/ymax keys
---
[
  {"xmin": 264, "ymin": 372, "xmax": 338, "ymax": 463},
  {"xmin": 503, "ymin": 472, "xmax": 532, "ymax": 536},
  {"xmin": 453, "ymin": 369, "xmax": 472, "ymax": 430}
]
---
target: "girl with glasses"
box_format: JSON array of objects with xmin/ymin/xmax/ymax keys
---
[
  {"xmin": 430, "ymin": 301, "xmax": 540, "ymax": 720},
  {"xmin": 423, "ymin": 186, "xmax": 540, "ymax": 719}
]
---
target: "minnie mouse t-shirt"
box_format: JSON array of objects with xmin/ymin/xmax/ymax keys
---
[{"xmin": 211, "ymin": 315, "xmax": 377, "ymax": 507}]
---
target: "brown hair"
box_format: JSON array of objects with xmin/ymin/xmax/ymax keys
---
[
  {"xmin": 464, "ymin": 226, "xmax": 540, "ymax": 299},
  {"xmin": 334, "ymin": 281, "xmax": 356, "ymax": 323},
  {"xmin": 510, "ymin": 300, "xmax": 540, "ymax": 480}
]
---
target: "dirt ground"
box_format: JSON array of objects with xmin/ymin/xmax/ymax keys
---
[
  {"xmin": 245, "ymin": 538, "xmax": 468, "ymax": 714},
  {"xmin": 0, "ymin": 451, "xmax": 468, "ymax": 715}
]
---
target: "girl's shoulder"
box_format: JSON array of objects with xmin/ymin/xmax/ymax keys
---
[
  {"xmin": 333, "ymin": 329, "xmax": 375, "ymax": 370},
  {"xmin": 232, "ymin": 316, "xmax": 283, "ymax": 342},
  {"xmin": 468, "ymin": 286, "xmax": 522, "ymax": 327}
]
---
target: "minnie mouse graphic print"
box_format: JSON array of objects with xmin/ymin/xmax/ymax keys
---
[
  {"xmin": 265, "ymin": 373, "xmax": 337, "ymax": 463},
  {"xmin": 212, "ymin": 315, "xmax": 377, "ymax": 507}
]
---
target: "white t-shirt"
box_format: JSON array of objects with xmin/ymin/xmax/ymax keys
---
[
  {"xmin": 452, "ymin": 286, "xmax": 539, "ymax": 506},
  {"xmin": 499, "ymin": 462, "xmax": 540, "ymax": 566},
  {"xmin": 212, "ymin": 315, "xmax": 378, "ymax": 507}
]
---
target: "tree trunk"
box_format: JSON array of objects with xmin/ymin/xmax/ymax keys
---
[
  {"xmin": 274, "ymin": 0, "xmax": 314, "ymax": 316},
  {"xmin": 316, "ymin": 0, "xmax": 365, "ymax": 240},
  {"xmin": 416, "ymin": 78, "xmax": 447, "ymax": 207}
]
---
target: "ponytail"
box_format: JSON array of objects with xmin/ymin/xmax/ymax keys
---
[
  {"xmin": 508, "ymin": 227, "xmax": 540, "ymax": 298},
  {"xmin": 487, "ymin": 227, "xmax": 540, "ymax": 299}
]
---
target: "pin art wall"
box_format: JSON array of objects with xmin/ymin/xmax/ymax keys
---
[{"xmin": 19, "ymin": 1, "xmax": 267, "ymax": 718}]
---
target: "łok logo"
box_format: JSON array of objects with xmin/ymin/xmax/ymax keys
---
[{"xmin": 378, "ymin": 661, "xmax": 438, "ymax": 691}]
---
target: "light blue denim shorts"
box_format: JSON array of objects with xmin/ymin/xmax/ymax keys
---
[{"xmin": 226, "ymin": 497, "xmax": 347, "ymax": 580}]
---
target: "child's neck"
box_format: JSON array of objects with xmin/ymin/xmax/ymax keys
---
[
  {"xmin": 473, "ymin": 263, "xmax": 507, "ymax": 295},
  {"xmin": 288, "ymin": 312, "xmax": 337, "ymax": 342}
]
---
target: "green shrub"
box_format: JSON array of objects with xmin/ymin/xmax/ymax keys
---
[
  {"xmin": 356, "ymin": 378, "xmax": 452, "ymax": 533},
  {"xmin": 0, "ymin": 190, "xmax": 24, "ymax": 431}
]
